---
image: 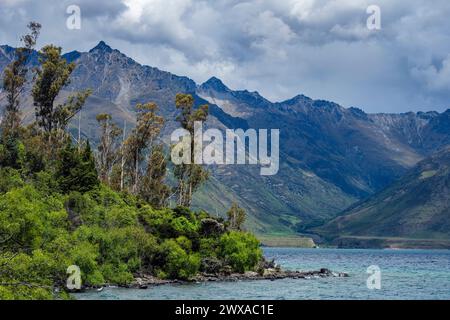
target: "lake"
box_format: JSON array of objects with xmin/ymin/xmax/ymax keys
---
[{"xmin": 76, "ymin": 248, "xmax": 450, "ymax": 300}]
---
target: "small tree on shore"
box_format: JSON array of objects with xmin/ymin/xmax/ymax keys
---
[{"xmin": 226, "ymin": 202, "xmax": 247, "ymax": 231}]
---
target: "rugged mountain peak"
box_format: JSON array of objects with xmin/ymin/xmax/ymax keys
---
[
  {"xmin": 280, "ymin": 94, "xmax": 312, "ymax": 106},
  {"xmin": 200, "ymin": 76, "xmax": 230, "ymax": 92},
  {"xmin": 63, "ymin": 50, "xmax": 82, "ymax": 63},
  {"xmin": 348, "ymin": 107, "xmax": 369, "ymax": 119},
  {"xmin": 89, "ymin": 41, "xmax": 114, "ymax": 54}
]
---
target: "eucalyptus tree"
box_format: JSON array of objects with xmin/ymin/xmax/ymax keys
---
[
  {"xmin": 1, "ymin": 22, "xmax": 41, "ymax": 137},
  {"xmin": 32, "ymin": 45, "xmax": 91, "ymax": 146},
  {"xmin": 95, "ymin": 113, "xmax": 122, "ymax": 184},
  {"xmin": 124, "ymin": 102, "xmax": 165, "ymax": 194},
  {"xmin": 174, "ymin": 93, "xmax": 209, "ymax": 207}
]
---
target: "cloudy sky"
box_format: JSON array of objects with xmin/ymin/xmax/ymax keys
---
[{"xmin": 1, "ymin": 0, "xmax": 450, "ymax": 113}]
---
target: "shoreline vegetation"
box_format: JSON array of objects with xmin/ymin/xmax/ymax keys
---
[{"xmin": 0, "ymin": 22, "xmax": 348, "ymax": 300}]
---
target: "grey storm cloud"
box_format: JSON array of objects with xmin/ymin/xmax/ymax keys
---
[{"xmin": 1, "ymin": 0, "xmax": 450, "ymax": 113}]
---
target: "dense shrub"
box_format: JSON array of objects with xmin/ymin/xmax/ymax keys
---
[
  {"xmin": 157, "ymin": 239, "xmax": 201, "ymax": 280},
  {"xmin": 0, "ymin": 167, "xmax": 24, "ymax": 193},
  {"xmin": 0, "ymin": 138, "xmax": 262, "ymax": 299},
  {"xmin": 219, "ymin": 231, "xmax": 263, "ymax": 273}
]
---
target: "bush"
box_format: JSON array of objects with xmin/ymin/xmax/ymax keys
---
[
  {"xmin": 0, "ymin": 252, "xmax": 55, "ymax": 300},
  {"xmin": 219, "ymin": 231, "xmax": 262, "ymax": 273},
  {"xmin": 171, "ymin": 216, "xmax": 199, "ymax": 238},
  {"xmin": 105, "ymin": 207, "xmax": 138, "ymax": 228},
  {"xmin": 0, "ymin": 167, "xmax": 23, "ymax": 193},
  {"xmin": 158, "ymin": 239, "xmax": 200, "ymax": 279},
  {"xmin": 0, "ymin": 186, "xmax": 67, "ymax": 250},
  {"xmin": 198, "ymin": 238, "xmax": 219, "ymax": 258},
  {"xmin": 100, "ymin": 263, "xmax": 134, "ymax": 285}
]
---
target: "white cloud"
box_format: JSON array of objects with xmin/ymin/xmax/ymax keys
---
[{"xmin": 411, "ymin": 56, "xmax": 450, "ymax": 92}]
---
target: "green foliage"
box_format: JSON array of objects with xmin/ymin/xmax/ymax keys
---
[
  {"xmin": 0, "ymin": 124, "xmax": 262, "ymax": 300},
  {"xmin": 174, "ymin": 93, "xmax": 210, "ymax": 207},
  {"xmin": 0, "ymin": 23, "xmax": 263, "ymax": 300},
  {"xmin": 0, "ymin": 186, "xmax": 67, "ymax": 250},
  {"xmin": 139, "ymin": 205, "xmax": 200, "ymax": 239},
  {"xmin": 0, "ymin": 137, "xmax": 25, "ymax": 169},
  {"xmin": 157, "ymin": 239, "xmax": 201, "ymax": 280},
  {"xmin": 140, "ymin": 144, "xmax": 171, "ymax": 208},
  {"xmin": 56, "ymin": 141, "xmax": 99, "ymax": 193},
  {"xmin": 219, "ymin": 231, "xmax": 263, "ymax": 273},
  {"xmin": 1, "ymin": 22, "xmax": 41, "ymax": 137},
  {"xmin": 0, "ymin": 167, "xmax": 24, "ymax": 193},
  {"xmin": 199, "ymin": 237, "xmax": 220, "ymax": 258},
  {"xmin": 1, "ymin": 65, "xmax": 261, "ymax": 300},
  {"xmin": 32, "ymin": 44, "xmax": 91, "ymax": 133},
  {"xmin": 0, "ymin": 252, "xmax": 56, "ymax": 300},
  {"xmin": 226, "ymin": 202, "xmax": 247, "ymax": 231},
  {"xmin": 0, "ymin": 152, "xmax": 262, "ymax": 299}
]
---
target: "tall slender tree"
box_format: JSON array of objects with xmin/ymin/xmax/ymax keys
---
[
  {"xmin": 120, "ymin": 120, "xmax": 127, "ymax": 191},
  {"xmin": 173, "ymin": 93, "xmax": 209, "ymax": 207},
  {"xmin": 95, "ymin": 113, "xmax": 122, "ymax": 184},
  {"xmin": 140, "ymin": 144, "xmax": 171, "ymax": 208},
  {"xmin": 32, "ymin": 45, "xmax": 91, "ymax": 138},
  {"xmin": 1, "ymin": 22, "xmax": 41, "ymax": 137},
  {"xmin": 124, "ymin": 102, "xmax": 164, "ymax": 194},
  {"xmin": 226, "ymin": 202, "xmax": 247, "ymax": 231}
]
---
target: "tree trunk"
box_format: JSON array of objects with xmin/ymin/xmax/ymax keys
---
[
  {"xmin": 134, "ymin": 149, "xmax": 139, "ymax": 194},
  {"xmin": 120, "ymin": 120, "xmax": 126, "ymax": 191}
]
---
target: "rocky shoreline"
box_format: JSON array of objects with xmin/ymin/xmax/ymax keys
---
[{"xmin": 130, "ymin": 268, "xmax": 349, "ymax": 289}]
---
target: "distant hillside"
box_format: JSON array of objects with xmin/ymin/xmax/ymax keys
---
[
  {"xmin": 1, "ymin": 41, "xmax": 449, "ymax": 237},
  {"xmin": 315, "ymin": 147, "xmax": 450, "ymax": 248}
]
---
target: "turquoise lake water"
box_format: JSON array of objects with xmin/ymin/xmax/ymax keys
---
[{"xmin": 76, "ymin": 248, "xmax": 450, "ymax": 300}]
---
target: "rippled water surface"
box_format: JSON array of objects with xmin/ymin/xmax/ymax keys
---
[{"xmin": 76, "ymin": 248, "xmax": 450, "ymax": 300}]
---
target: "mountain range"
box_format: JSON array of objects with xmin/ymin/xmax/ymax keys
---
[
  {"xmin": 0, "ymin": 41, "xmax": 449, "ymax": 243},
  {"xmin": 316, "ymin": 147, "xmax": 450, "ymax": 248}
]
